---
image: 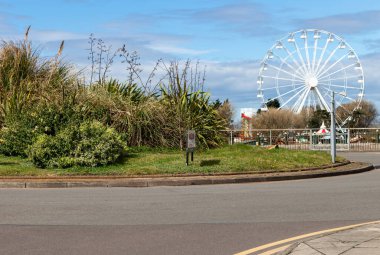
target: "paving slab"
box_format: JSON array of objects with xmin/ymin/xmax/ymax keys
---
[{"xmin": 282, "ymin": 223, "xmax": 380, "ymax": 255}]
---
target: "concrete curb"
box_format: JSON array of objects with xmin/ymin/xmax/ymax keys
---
[{"xmin": 0, "ymin": 162, "xmax": 374, "ymax": 188}]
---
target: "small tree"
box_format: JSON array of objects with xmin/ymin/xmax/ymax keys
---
[
  {"xmin": 215, "ymin": 99, "xmax": 233, "ymax": 128},
  {"xmin": 307, "ymin": 110, "xmax": 330, "ymax": 128},
  {"xmin": 266, "ymin": 99, "xmax": 280, "ymax": 109}
]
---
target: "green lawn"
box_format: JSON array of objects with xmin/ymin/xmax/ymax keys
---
[{"xmin": 0, "ymin": 144, "xmax": 342, "ymax": 176}]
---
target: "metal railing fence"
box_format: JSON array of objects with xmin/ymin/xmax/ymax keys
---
[{"xmin": 221, "ymin": 128, "xmax": 380, "ymax": 151}]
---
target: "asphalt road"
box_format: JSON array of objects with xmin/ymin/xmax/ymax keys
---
[{"xmin": 1, "ymin": 153, "xmax": 380, "ymax": 255}]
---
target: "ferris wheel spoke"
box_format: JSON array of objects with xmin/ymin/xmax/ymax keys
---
[
  {"xmin": 314, "ymin": 87, "xmax": 331, "ymax": 112},
  {"xmin": 290, "ymin": 88, "xmax": 306, "ymax": 112},
  {"xmin": 312, "ymin": 37, "xmax": 319, "ymax": 71},
  {"xmin": 312, "ymin": 90, "xmax": 321, "ymax": 111},
  {"xmin": 319, "ymin": 86, "xmax": 358, "ymax": 103},
  {"xmin": 266, "ymin": 63, "xmax": 305, "ymax": 80},
  {"xmin": 309, "ymin": 90, "xmax": 315, "ymax": 110},
  {"xmin": 325, "ymin": 87, "xmax": 350, "ymax": 119},
  {"xmin": 319, "ymin": 82, "xmax": 362, "ymax": 90},
  {"xmin": 321, "ymin": 88, "xmax": 352, "ymax": 115},
  {"xmin": 334, "ymin": 110, "xmax": 345, "ymax": 125},
  {"xmin": 314, "ymin": 38, "xmax": 330, "ymax": 73},
  {"xmin": 295, "ymin": 87, "xmax": 311, "ymax": 113},
  {"xmin": 273, "ymin": 52, "xmax": 305, "ymax": 78},
  {"xmin": 278, "ymin": 86, "xmax": 308, "ymax": 109},
  {"xmin": 319, "ymin": 75, "xmax": 359, "ymax": 82},
  {"xmin": 261, "ymin": 75, "xmax": 304, "ymax": 83},
  {"xmin": 318, "ymin": 63, "xmax": 356, "ymax": 80},
  {"xmin": 317, "ymin": 52, "xmax": 349, "ymax": 78},
  {"xmin": 304, "ymin": 37, "xmax": 311, "ymax": 72},
  {"xmin": 261, "ymin": 83, "xmax": 305, "ymax": 91},
  {"xmin": 282, "ymin": 45, "xmax": 308, "ymax": 75},
  {"xmin": 267, "ymin": 85, "xmax": 305, "ymax": 104},
  {"xmin": 315, "ymin": 45, "xmax": 340, "ymax": 77},
  {"xmin": 293, "ymin": 39, "xmax": 309, "ymax": 73}
]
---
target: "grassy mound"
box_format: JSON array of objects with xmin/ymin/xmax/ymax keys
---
[{"xmin": 0, "ymin": 144, "xmax": 341, "ymax": 176}]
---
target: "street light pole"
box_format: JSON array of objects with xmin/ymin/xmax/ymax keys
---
[{"xmin": 330, "ymin": 91, "xmax": 336, "ymax": 164}]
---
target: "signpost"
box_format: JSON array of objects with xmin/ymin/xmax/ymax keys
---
[{"xmin": 186, "ymin": 130, "xmax": 196, "ymax": 165}]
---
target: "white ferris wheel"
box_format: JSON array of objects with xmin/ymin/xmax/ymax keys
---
[{"xmin": 257, "ymin": 29, "xmax": 365, "ymax": 126}]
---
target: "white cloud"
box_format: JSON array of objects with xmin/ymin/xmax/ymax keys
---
[
  {"xmin": 296, "ymin": 10, "xmax": 380, "ymax": 35},
  {"xmin": 146, "ymin": 44, "xmax": 213, "ymax": 56},
  {"xmin": 29, "ymin": 29, "xmax": 87, "ymax": 42}
]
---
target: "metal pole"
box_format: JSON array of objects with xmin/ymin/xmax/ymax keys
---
[
  {"xmin": 269, "ymin": 130, "xmax": 272, "ymax": 145},
  {"xmin": 330, "ymin": 91, "xmax": 336, "ymax": 164}
]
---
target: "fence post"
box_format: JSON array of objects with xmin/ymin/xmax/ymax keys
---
[
  {"xmin": 309, "ymin": 129, "xmax": 312, "ymax": 149},
  {"xmin": 230, "ymin": 130, "xmax": 233, "ymax": 145},
  {"xmin": 348, "ymin": 128, "xmax": 350, "ymax": 151},
  {"xmin": 269, "ymin": 130, "xmax": 272, "ymax": 145}
]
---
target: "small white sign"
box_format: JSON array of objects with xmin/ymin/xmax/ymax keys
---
[{"xmin": 187, "ymin": 130, "xmax": 196, "ymax": 149}]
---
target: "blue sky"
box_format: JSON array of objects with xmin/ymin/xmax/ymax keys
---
[{"xmin": 1, "ymin": 0, "xmax": 380, "ymax": 120}]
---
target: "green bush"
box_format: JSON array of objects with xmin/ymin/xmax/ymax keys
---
[
  {"xmin": 27, "ymin": 134, "xmax": 62, "ymax": 168},
  {"xmin": 28, "ymin": 121, "xmax": 127, "ymax": 168},
  {"xmin": 0, "ymin": 121, "xmax": 35, "ymax": 157}
]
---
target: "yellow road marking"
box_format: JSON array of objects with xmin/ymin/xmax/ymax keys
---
[
  {"xmin": 258, "ymin": 244, "xmax": 290, "ymax": 255},
  {"xmin": 234, "ymin": 220, "xmax": 380, "ymax": 255}
]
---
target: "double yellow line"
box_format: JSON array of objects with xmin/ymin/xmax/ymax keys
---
[{"xmin": 234, "ymin": 220, "xmax": 380, "ymax": 255}]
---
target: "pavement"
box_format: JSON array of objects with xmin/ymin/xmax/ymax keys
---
[{"xmin": 277, "ymin": 222, "xmax": 380, "ymax": 255}]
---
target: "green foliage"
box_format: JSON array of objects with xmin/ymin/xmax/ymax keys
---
[
  {"xmin": 0, "ymin": 31, "xmax": 231, "ymax": 170},
  {"xmin": 0, "ymin": 119, "xmax": 35, "ymax": 157},
  {"xmin": 266, "ymin": 99, "xmax": 280, "ymax": 109},
  {"xmin": 28, "ymin": 134, "xmax": 62, "ymax": 168},
  {"xmin": 28, "ymin": 121, "xmax": 127, "ymax": 168},
  {"xmin": 160, "ymin": 60, "xmax": 226, "ymax": 149},
  {"xmin": 82, "ymin": 79, "xmax": 166, "ymax": 147},
  {"xmin": 308, "ymin": 110, "xmax": 330, "ymax": 128},
  {"xmin": 214, "ymin": 99, "xmax": 233, "ymax": 128}
]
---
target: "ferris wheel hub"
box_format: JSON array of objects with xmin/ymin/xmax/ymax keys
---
[{"xmin": 306, "ymin": 76, "xmax": 318, "ymax": 88}]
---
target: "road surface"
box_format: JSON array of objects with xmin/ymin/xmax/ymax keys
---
[{"xmin": 0, "ymin": 152, "xmax": 379, "ymax": 255}]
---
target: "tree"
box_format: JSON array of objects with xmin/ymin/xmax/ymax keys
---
[
  {"xmin": 214, "ymin": 99, "xmax": 233, "ymax": 128},
  {"xmin": 307, "ymin": 110, "xmax": 330, "ymax": 128},
  {"xmin": 266, "ymin": 99, "xmax": 280, "ymax": 109},
  {"xmin": 252, "ymin": 109, "xmax": 307, "ymax": 129},
  {"xmin": 336, "ymin": 100, "xmax": 377, "ymax": 128}
]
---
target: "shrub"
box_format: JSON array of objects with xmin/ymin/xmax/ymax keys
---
[
  {"xmin": 0, "ymin": 120, "xmax": 35, "ymax": 157},
  {"xmin": 28, "ymin": 121, "xmax": 127, "ymax": 168},
  {"xmin": 72, "ymin": 121, "xmax": 127, "ymax": 167},
  {"xmin": 27, "ymin": 134, "xmax": 62, "ymax": 168}
]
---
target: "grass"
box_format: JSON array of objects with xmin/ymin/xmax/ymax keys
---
[{"xmin": 0, "ymin": 144, "xmax": 343, "ymax": 177}]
